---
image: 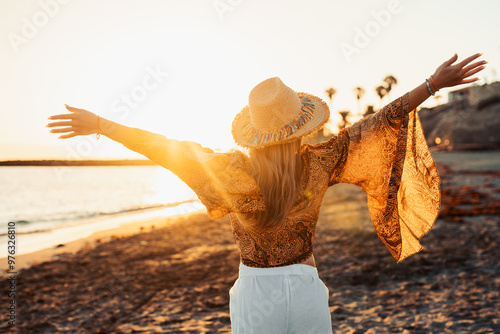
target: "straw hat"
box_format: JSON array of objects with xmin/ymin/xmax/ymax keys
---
[{"xmin": 232, "ymin": 77, "xmax": 330, "ymax": 148}]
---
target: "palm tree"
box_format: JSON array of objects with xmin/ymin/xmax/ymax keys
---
[
  {"xmin": 338, "ymin": 111, "xmax": 350, "ymax": 130},
  {"xmin": 325, "ymin": 87, "xmax": 336, "ymax": 104},
  {"xmin": 323, "ymin": 87, "xmax": 337, "ymax": 136},
  {"xmin": 383, "ymin": 75, "xmax": 398, "ymax": 100},
  {"xmin": 353, "ymin": 86, "xmax": 365, "ymax": 116},
  {"xmin": 363, "ymin": 105, "xmax": 375, "ymax": 117},
  {"xmin": 375, "ymin": 85, "xmax": 387, "ymax": 109}
]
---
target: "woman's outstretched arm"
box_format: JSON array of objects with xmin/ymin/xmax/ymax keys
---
[
  {"xmin": 46, "ymin": 105, "xmax": 265, "ymax": 220},
  {"xmin": 47, "ymin": 106, "xmax": 208, "ymax": 172},
  {"xmin": 47, "ymin": 106, "xmax": 165, "ymax": 144},
  {"xmin": 313, "ymin": 52, "xmax": 486, "ymax": 262},
  {"xmin": 408, "ymin": 52, "xmax": 486, "ymax": 111}
]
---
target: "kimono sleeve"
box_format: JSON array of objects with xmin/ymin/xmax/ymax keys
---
[
  {"xmin": 337, "ymin": 93, "xmax": 441, "ymax": 262},
  {"xmin": 119, "ymin": 127, "xmax": 265, "ymax": 219}
]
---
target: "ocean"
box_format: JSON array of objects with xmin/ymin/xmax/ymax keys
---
[
  {"xmin": 0, "ymin": 165, "xmax": 204, "ymax": 255},
  {"xmin": 2, "ymin": 151, "xmax": 499, "ymax": 257}
]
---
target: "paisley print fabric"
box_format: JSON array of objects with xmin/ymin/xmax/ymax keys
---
[
  {"xmin": 338, "ymin": 93, "xmax": 440, "ymax": 262},
  {"xmin": 120, "ymin": 92, "xmax": 440, "ymax": 266},
  {"xmin": 120, "ymin": 132, "xmax": 266, "ymax": 219}
]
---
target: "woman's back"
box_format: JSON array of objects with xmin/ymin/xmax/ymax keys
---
[{"xmin": 230, "ymin": 136, "xmax": 349, "ymax": 268}]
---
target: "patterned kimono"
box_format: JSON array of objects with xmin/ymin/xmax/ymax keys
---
[{"xmin": 120, "ymin": 93, "xmax": 440, "ymax": 266}]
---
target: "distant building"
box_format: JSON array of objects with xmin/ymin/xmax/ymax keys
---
[
  {"xmin": 448, "ymin": 81, "xmax": 500, "ymax": 106},
  {"xmin": 418, "ymin": 81, "xmax": 500, "ymax": 151}
]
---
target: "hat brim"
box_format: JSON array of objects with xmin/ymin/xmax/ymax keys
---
[{"xmin": 232, "ymin": 92, "xmax": 330, "ymax": 148}]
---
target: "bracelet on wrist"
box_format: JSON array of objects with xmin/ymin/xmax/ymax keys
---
[
  {"xmin": 425, "ymin": 79, "xmax": 435, "ymax": 96},
  {"xmin": 430, "ymin": 75, "xmax": 439, "ymax": 92}
]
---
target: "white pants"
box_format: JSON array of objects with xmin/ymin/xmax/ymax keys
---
[{"xmin": 229, "ymin": 263, "xmax": 333, "ymax": 334}]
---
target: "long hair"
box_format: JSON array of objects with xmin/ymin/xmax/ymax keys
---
[{"xmin": 245, "ymin": 138, "xmax": 303, "ymax": 228}]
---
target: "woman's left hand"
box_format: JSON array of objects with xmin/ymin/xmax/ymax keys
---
[
  {"xmin": 431, "ymin": 53, "xmax": 487, "ymax": 90},
  {"xmin": 46, "ymin": 105, "xmax": 98, "ymax": 139}
]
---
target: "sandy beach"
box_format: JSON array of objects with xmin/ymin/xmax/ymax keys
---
[{"xmin": 1, "ymin": 152, "xmax": 499, "ymax": 333}]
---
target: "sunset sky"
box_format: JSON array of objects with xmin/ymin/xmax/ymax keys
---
[{"xmin": 1, "ymin": 0, "xmax": 499, "ymax": 160}]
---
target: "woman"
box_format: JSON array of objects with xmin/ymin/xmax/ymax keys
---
[{"xmin": 47, "ymin": 53, "xmax": 485, "ymax": 333}]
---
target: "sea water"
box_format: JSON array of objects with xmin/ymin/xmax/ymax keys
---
[{"xmin": 0, "ymin": 165, "xmax": 204, "ymax": 254}]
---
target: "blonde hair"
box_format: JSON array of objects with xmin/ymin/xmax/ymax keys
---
[{"xmin": 245, "ymin": 138, "xmax": 303, "ymax": 228}]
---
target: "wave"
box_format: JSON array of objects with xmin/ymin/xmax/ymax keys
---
[{"xmin": 0, "ymin": 200, "xmax": 199, "ymax": 236}]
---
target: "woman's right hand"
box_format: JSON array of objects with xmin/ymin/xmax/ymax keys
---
[
  {"xmin": 431, "ymin": 53, "xmax": 487, "ymax": 90},
  {"xmin": 46, "ymin": 105, "xmax": 99, "ymax": 139}
]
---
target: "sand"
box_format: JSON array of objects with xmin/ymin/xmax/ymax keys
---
[
  {"xmin": 0, "ymin": 209, "xmax": 206, "ymax": 278},
  {"xmin": 1, "ymin": 154, "xmax": 499, "ymax": 333}
]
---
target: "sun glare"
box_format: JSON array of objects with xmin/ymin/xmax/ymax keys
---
[{"xmin": 145, "ymin": 167, "xmax": 197, "ymax": 206}]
